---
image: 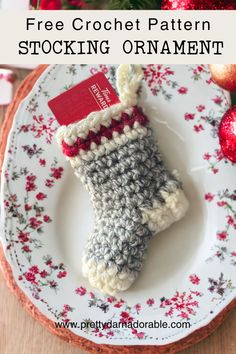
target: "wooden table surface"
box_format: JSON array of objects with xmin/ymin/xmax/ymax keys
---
[{"xmin": 0, "ymin": 68, "xmax": 236, "ymax": 354}]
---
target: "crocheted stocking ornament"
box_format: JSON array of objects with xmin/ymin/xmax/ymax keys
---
[{"xmin": 56, "ymin": 65, "xmax": 189, "ymax": 295}]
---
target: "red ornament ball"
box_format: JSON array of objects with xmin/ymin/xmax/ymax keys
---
[
  {"xmin": 31, "ymin": 0, "xmax": 62, "ymax": 9},
  {"xmin": 209, "ymin": 64, "xmax": 236, "ymax": 92},
  {"xmin": 161, "ymin": 0, "xmax": 235, "ymax": 10},
  {"xmin": 219, "ymin": 106, "xmax": 236, "ymax": 163}
]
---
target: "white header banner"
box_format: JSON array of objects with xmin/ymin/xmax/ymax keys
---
[{"xmin": 0, "ymin": 10, "xmax": 235, "ymax": 64}]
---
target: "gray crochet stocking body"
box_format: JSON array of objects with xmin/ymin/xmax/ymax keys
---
[
  {"xmin": 56, "ymin": 64, "xmax": 188, "ymax": 294},
  {"xmin": 78, "ymin": 114, "xmax": 184, "ymax": 294}
]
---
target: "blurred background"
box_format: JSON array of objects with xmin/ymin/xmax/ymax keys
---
[{"xmin": 0, "ymin": 0, "xmax": 162, "ymax": 10}]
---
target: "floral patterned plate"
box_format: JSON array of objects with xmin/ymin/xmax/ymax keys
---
[{"xmin": 1, "ymin": 64, "xmax": 236, "ymax": 348}]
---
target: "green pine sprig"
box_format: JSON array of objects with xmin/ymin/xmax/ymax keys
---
[{"xmin": 108, "ymin": 0, "xmax": 158, "ymax": 9}]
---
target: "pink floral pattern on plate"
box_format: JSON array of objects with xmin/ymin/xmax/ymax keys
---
[
  {"xmin": 183, "ymin": 89, "xmax": 229, "ymax": 137},
  {"xmin": 143, "ymin": 64, "xmax": 188, "ymax": 101}
]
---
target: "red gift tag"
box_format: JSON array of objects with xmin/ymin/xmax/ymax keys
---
[{"xmin": 48, "ymin": 72, "xmax": 120, "ymax": 126}]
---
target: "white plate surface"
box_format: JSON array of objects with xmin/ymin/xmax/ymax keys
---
[{"xmin": 1, "ymin": 64, "xmax": 236, "ymax": 345}]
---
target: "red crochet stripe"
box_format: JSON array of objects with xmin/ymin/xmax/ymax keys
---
[{"xmin": 62, "ymin": 106, "xmax": 149, "ymax": 158}]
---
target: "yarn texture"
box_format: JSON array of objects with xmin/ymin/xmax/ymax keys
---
[{"xmin": 56, "ymin": 65, "xmax": 189, "ymax": 295}]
